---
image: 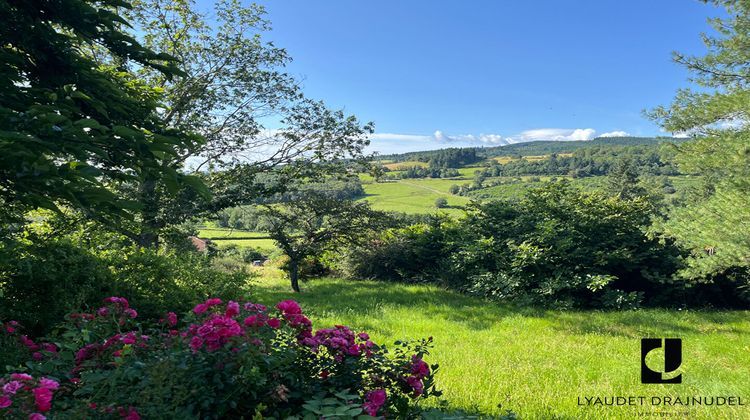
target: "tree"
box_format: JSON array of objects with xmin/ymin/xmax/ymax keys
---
[
  {"xmin": 116, "ymin": 0, "xmax": 373, "ymax": 246},
  {"xmin": 259, "ymin": 195, "xmax": 388, "ymax": 292},
  {"xmin": 0, "ymin": 0, "xmax": 204, "ymax": 231},
  {"xmin": 607, "ymin": 156, "xmax": 647, "ymax": 200},
  {"xmin": 434, "ymin": 197, "xmax": 449, "ymax": 208},
  {"xmin": 648, "ymin": 0, "xmax": 750, "ymax": 279}
]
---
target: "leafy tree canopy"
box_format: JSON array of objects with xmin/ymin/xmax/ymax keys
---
[{"xmin": 0, "ymin": 0, "xmax": 205, "ymax": 231}]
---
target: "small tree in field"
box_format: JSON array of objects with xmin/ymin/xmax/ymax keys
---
[
  {"xmin": 260, "ymin": 195, "xmax": 388, "ymax": 292},
  {"xmin": 434, "ymin": 197, "xmax": 449, "ymax": 208}
]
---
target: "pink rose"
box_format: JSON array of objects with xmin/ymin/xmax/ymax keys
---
[
  {"xmin": 205, "ymin": 298, "xmax": 222, "ymax": 306},
  {"xmin": 267, "ymin": 318, "xmax": 281, "ymax": 329},
  {"xmin": 189, "ymin": 336, "xmax": 204, "ymax": 352},
  {"xmin": 10, "ymin": 373, "xmax": 33, "ymax": 381},
  {"xmin": 410, "ymin": 356, "xmax": 430, "ymax": 378},
  {"xmin": 38, "ymin": 378, "xmax": 59, "ymax": 391},
  {"xmin": 406, "ymin": 376, "xmax": 424, "ymax": 396},
  {"xmin": 276, "ymin": 300, "xmax": 302, "ymax": 315},
  {"xmin": 3, "ymin": 381, "xmax": 23, "ymax": 395},
  {"xmin": 33, "ymin": 387, "xmax": 53, "ymax": 412},
  {"xmin": 363, "ymin": 389, "xmax": 386, "ymax": 416},
  {"xmin": 225, "ymin": 301, "xmax": 240, "ymax": 317},
  {"xmin": 124, "ymin": 407, "xmax": 141, "ymax": 420},
  {"xmin": 166, "ymin": 312, "xmax": 178, "ymax": 327},
  {"xmin": 0, "ymin": 395, "xmax": 12, "ymax": 409}
]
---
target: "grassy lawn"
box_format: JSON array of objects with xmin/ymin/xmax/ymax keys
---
[{"xmin": 249, "ymin": 274, "xmax": 750, "ymax": 419}]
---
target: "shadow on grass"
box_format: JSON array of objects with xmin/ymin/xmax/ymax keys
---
[
  {"xmin": 545, "ymin": 309, "xmax": 750, "ymax": 337},
  {"xmin": 252, "ymin": 277, "xmax": 750, "ymax": 337}
]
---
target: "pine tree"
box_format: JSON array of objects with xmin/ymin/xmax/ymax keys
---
[{"xmin": 648, "ymin": 0, "xmax": 750, "ymax": 278}]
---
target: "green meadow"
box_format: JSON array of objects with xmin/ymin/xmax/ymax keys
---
[
  {"xmin": 250, "ymin": 273, "xmax": 750, "ymax": 420},
  {"xmin": 360, "ymin": 179, "xmax": 471, "ymax": 214},
  {"xmin": 198, "ymin": 228, "xmax": 277, "ymax": 251}
]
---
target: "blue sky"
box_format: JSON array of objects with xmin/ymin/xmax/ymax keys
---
[{"xmin": 213, "ymin": 1, "xmax": 720, "ymax": 154}]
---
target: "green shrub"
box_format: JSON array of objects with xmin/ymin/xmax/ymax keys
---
[
  {"xmin": 0, "ymin": 238, "xmax": 114, "ymax": 335},
  {"xmin": 103, "ymin": 248, "xmax": 249, "ymax": 322},
  {"xmin": 342, "ymin": 222, "xmax": 449, "ymax": 283},
  {"xmin": 1, "ymin": 228, "xmax": 250, "ymax": 334}
]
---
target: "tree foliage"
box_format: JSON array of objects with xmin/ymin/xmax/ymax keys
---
[
  {"xmin": 114, "ymin": 0, "xmax": 373, "ymax": 246},
  {"xmin": 648, "ymin": 0, "xmax": 750, "ymax": 279},
  {"xmin": 0, "ymin": 0, "xmax": 204, "ymax": 229},
  {"xmin": 260, "ymin": 195, "xmax": 389, "ymax": 292}
]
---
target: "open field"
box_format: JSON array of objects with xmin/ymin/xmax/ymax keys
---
[
  {"xmin": 490, "ymin": 153, "xmax": 573, "ymax": 164},
  {"xmin": 382, "ymin": 160, "xmax": 429, "ymax": 170},
  {"xmin": 250, "ymin": 274, "xmax": 750, "ymax": 419},
  {"xmin": 360, "ymin": 180, "xmax": 471, "ymax": 214},
  {"xmin": 198, "ymin": 228, "xmax": 277, "ymax": 251}
]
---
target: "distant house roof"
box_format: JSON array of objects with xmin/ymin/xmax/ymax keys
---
[{"xmin": 189, "ymin": 236, "xmax": 210, "ymax": 252}]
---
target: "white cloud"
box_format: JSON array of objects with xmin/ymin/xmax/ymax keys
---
[
  {"xmin": 367, "ymin": 127, "xmax": 628, "ymax": 154},
  {"xmin": 432, "ymin": 130, "xmax": 510, "ymax": 145},
  {"xmin": 506, "ymin": 128, "xmax": 597, "ymax": 143},
  {"xmin": 599, "ymin": 130, "xmax": 630, "ymax": 138}
]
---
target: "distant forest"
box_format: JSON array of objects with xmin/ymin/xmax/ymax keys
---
[
  {"xmin": 377, "ymin": 137, "xmax": 685, "ymax": 180},
  {"xmin": 378, "ymin": 136, "xmax": 683, "ymax": 164}
]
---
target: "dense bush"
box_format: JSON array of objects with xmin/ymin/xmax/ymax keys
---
[
  {"xmin": 0, "ymin": 238, "xmax": 114, "ymax": 335},
  {"xmin": 342, "ymin": 221, "xmax": 450, "ymax": 284},
  {"xmin": 453, "ymin": 182, "xmax": 683, "ymax": 308},
  {"xmin": 0, "ymin": 297, "xmax": 440, "ymax": 418},
  {"xmin": 104, "ymin": 248, "xmax": 249, "ymax": 323},
  {"xmin": 342, "ymin": 181, "xmax": 700, "ymax": 309},
  {"xmin": 0, "ymin": 230, "xmax": 249, "ymax": 334}
]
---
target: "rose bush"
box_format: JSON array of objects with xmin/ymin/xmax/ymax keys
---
[{"xmin": 0, "ymin": 297, "xmax": 440, "ymax": 418}]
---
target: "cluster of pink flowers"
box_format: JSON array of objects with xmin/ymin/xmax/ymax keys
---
[
  {"xmin": 301, "ymin": 325, "xmax": 374, "ymax": 361},
  {"xmin": 20, "ymin": 335, "xmax": 57, "ymax": 361},
  {"xmin": 186, "ymin": 298, "xmax": 309, "ymax": 353},
  {"xmin": 192, "ymin": 297, "xmax": 223, "ymax": 315},
  {"xmin": 68, "ymin": 297, "xmax": 137, "ymax": 328},
  {"xmin": 102, "ymin": 297, "xmax": 138, "ymax": 320},
  {"xmin": 187, "ymin": 299, "xmax": 245, "ymax": 352},
  {"xmin": 2, "ymin": 320, "xmax": 58, "ymax": 362},
  {"xmin": 2, "ymin": 297, "xmax": 434, "ymax": 418},
  {"xmin": 405, "ymin": 356, "xmax": 430, "ymax": 396},
  {"xmin": 2, "ymin": 320, "xmax": 19, "ymax": 334},
  {"xmin": 86, "ymin": 403, "xmax": 141, "ymax": 419},
  {"xmin": 0, "ymin": 373, "xmax": 59, "ymax": 419},
  {"xmin": 188, "ymin": 315, "xmax": 242, "ymax": 352},
  {"xmin": 73, "ymin": 331, "xmax": 149, "ymax": 372},
  {"xmin": 275, "ymin": 300, "xmax": 312, "ymax": 333},
  {"xmin": 62, "ymin": 297, "xmax": 147, "ymax": 374}
]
